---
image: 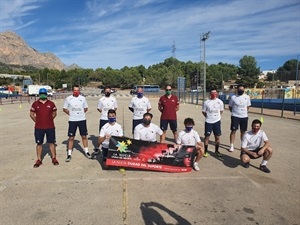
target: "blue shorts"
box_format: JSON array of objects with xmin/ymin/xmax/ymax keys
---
[
  {"xmin": 68, "ymin": 120, "xmax": 88, "ymax": 136},
  {"xmin": 230, "ymin": 116, "xmax": 248, "ymax": 132},
  {"xmin": 132, "ymin": 119, "xmax": 143, "ymax": 134},
  {"xmin": 160, "ymin": 120, "xmax": 177, "ymax": 132},
  {"xmin": 99, "ymin": 119, "xmax": 109, "ymax": 133},
  {"xmin": 204, "ymin": 121, "xmax": 221, "ymax": 137},
  {"xmin": 35, "ymin": 128, "xmax": 56, "ymax": 144}
]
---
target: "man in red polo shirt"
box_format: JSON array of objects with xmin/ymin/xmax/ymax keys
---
[
  {"xmin": 158, "ymin": 85, "xmax": 180, "ymax": 143},
  {"xmin": 30, "ymin": 88, "xmax": 59, "ymax": 168}
]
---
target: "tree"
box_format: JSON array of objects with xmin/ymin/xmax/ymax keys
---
[{"xmin": 237, "ymin": 55, "xmax": 260, "ymax": 88}]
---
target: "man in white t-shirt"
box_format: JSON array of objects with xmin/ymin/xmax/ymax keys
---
[
  {"xmin": 241, "ymin": 119, "xmax": 273, "ymax": 173},
  {"xmin": 228, "ymin": 84, "xmax": 251, "ymax": 152},
  {"xmin": 97, "ymin": 86, "xmax": 118, "ymax": 132},
  {"xmin": 202, "ymin": 88, "xmax": 224, "ymax": 158},
  {"xmin": 134, "ymin": 113, "xmax": 163, "ymax": 142},
  {"xmin": 129, "ymin": 87, "xmax": 152, "ymax": 135},
  {"xmin": 63, "ymin": 85, "xmax": 91, "ymax": 162},
  {"xmin": 176, "ymin": 118, "xmax": 204, "ymax": 171},
  {"xmin": 97, "ymin": 109, "xmax": 123, "ymax": 167}
]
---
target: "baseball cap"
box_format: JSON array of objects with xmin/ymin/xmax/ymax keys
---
[{"xmin": 39, "ymin": 88, "xmax": 48, "ymax": 95}]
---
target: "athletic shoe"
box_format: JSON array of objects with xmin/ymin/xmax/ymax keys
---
[
  {"xmin": 203, "ymin": 152, "xmax": 208, "ymax": 157},
  {"xmin": 229, "ymin": 147, "xmax": 234, "ymax": 152},
  {"xmin": 215, "ymin": 151, "xmax": 223, "ymax": 157},
  {"xmin": 33, "ymin": 159, "xmax": 42, "ymax": 168},
  {"xmin": 94, "ymin": 148, "xmax": 100, "ymax": 155},
  {"xmin": 52, "ymin": 158, "xmax": 59, "ymax": 166},
  {"xmin": 193, "ymin": 162, "xmax": 200, "ymax": 171},
  {"xmin": 242, "ymin": 162, "xmax": 250, "ymax": 168},
  {"xmin": 65, "ymin": 155, "xmax": 72, "ymax": 162},
  {"xmin": 85, "ymin": 152, "xmax": 92, "ymax": 159},
  {"xmin": 260, "ymin": 165, "xmax": 271, "ymax": 173}
]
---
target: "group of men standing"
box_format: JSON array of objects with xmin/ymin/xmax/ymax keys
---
[{"xmin": 30, "ymin": 84, "xmax": 272, "ymax": 173}]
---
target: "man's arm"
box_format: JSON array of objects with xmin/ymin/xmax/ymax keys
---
[
  {"xmin": 128, "ymin": 107, "xmax": 134, "ymax": 112},
  {"xmin": 52, "ymin": 111, "xmax": 57, "ymax": 119},
  {"xmin": 175, "ymin": 104, "xmax": 179, "ymax": 111},
  {"xmin": 202, "ymin": 111, "xmax": 206, "ymax": 117},
  {"xmin": 30, "ymin": 111, "xmax": 36, "ymax": 122},
  {"xmin": 63, "ymin": 108, "xmax": 69, "ymax": 115},
  {"xmin": 258, "ymin": 140, "xmax": 270, "ymax": 156}
]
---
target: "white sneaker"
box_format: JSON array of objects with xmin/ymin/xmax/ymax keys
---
[
  {"xmin": 229, "ymin": 147, "xmax": 234, "ymax": 152},
  {"xmin": 193, "ymin": 162, "xmax": 200, "ymax": 171}
]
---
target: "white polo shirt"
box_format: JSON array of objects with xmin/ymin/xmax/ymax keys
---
[
  {"xmin": 129, "ymin": 96, "xmax": 152, "ymax": 120},
  {"xmin": 133, "ymin": 123, "xmax": 163, "ymax": 142},
  {"xmin": 241, "ymin": 129, "xmax": 268, "ymax": 151},
  {"xmin": 97, "ymin": 96, "xmax": 118, "ymax": 120},
  {"xmin": 202, "ymin": 98, "xmax": 224, "ymax": 123},
  {"xmin": 63, "ymin": 95, "xmax": 88, "ymax": 121},
  {"xmin": 229, "ymin": 94, "xmax": 251, "ymax": 118},
  {"xmin": 177, "ymin": 129, "xmax": 201, "ymax": 146},
  {"xmin": 99, "ymin": 122, "xmax": 123, "ymax": 148}
]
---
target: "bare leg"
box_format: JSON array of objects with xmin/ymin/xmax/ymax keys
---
[
  {"xmin": 82, "ymin": 135, "xmax": 88, "ymax": 148},
  {"xmin": 49, "ymin": 143, "xmax": 56, "ymax": 159},
  {"xmin": 161, "ymin": 130, "xmax": 167, "ymax": 143},
  {"xmin": 68, "ymin": 136, "xmax": 75, "ymax": 150},
  {"xmin": 173, "ymin": 131, "xmax": 178, "ymax": 143},
  {"xmin": 36, "ymin": 144, "xmax": 43, "ymax": 160}
]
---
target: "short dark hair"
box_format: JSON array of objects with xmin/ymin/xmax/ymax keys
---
[
  {"xmin": 184, "ymin": 117, "xmax": 195, "ymax": 126},
  {"xmin": 107, "ymin": 109, "xmax": 116, "ymax": 116},
  {"xmin": 210, "ymin": 88, "xmax": 218, "ymax": 92},
  {"xmin": 143, "ymin": 112, "xmax": 153, "ymax": 119},
  {"xmin": 237, "ymin": 84, "xmax": 244, "ymax": 89},
  {"xmin": 72, "ymin": 84, "xmax": 79, "ymax": 90},
  {"xmin": 252, "ymin": 119, "xmax": 261, "ymax": 126}
]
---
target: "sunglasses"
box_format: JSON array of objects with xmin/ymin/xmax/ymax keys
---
[{"xmin": 166, "ymin": 89, "xmax": 171, "ymax": 91}]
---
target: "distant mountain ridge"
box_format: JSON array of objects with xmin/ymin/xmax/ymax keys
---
[{"xmin": 0, "ymin": 31, "xmax": 80, "ymax": 71}]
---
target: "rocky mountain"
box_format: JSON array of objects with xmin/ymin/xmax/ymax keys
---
[{"xmin": 0, "ymin": 31, "xmax": 65, "ymax": 70}]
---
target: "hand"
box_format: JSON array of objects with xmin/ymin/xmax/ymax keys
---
[
  {"xmin": 251, "ymin": 152, "xmax": 259, "ymax": 158},
  {"xmin": 257, "ymin": 149, "xmax": 264, "ymax": 156},
  {"xmin": 105, "ymin": 134, "xmax": 111, "ymax": 139}
]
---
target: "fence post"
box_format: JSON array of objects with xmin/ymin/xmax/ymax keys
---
[
  {"xmin": 260, "ymin": 90, "xmax": 264, "ymax": 115},
  {"xmin": 281, "ymin": 89, "xmax": 285, "ymax": 118}
]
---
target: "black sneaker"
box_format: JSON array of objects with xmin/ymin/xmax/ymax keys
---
[
  {"xmin": 65, "ymin": 155, "xmax": 72, "ymax": 162},
  {"xmin": 260, "ymin": 165, "xmax": 271, "ymax": 173},
  {"xmin": 85, "ymin": 152, "xmax": 92, "ymax": 159},
  {"xmin": 215, "ymin": 151, "xmax": 223, "ymax": 157},
  {"xmin": 242, "ymin": 162, "xmax": 250, "ymax": 168},
  {"xmin": 94, "ymin": 148, "xmax": 100, "ymax": 155}
]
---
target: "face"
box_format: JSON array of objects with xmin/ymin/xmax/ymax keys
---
[
  {"xmin": 210, "ymin": 90, "xmax": 218, "ymax": 99},
  {"xmin": 137, "ymin": 88, "xmax": 143, "ymax": 94},
  {"xmin": 73, "ymin": 87, "xmax": 80, "ymax": 96},
  {"xmin": 252, "ymin": 123, "xmax": 261, "ymax": 133},
  {"xmin": 105, "ymin": 88, "xmax": 111, "ymax": 93},
  {"xmin": 108, "ymin": 113, "xmax": 116, "ymax": 119}
]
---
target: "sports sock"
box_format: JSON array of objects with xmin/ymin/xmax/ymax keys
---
[
  {"xmin": 84, "ymin": 147, "xmax": 89, "ymax": 153},
  {"xmin": 261, "ymin": 160, "xmax": 268, "ymax": 166},
  {"xmin": 230, "ymin": 143, "xmax": 234, "ymax": 149},
  {"xmin": 68, "ymin": 150, "xmax": 72, "ymax": 155},
  {"xmin": 204, "ymin": 145, "xmax": 208, "ymax": 153},
  {"xmin": 215, "ymin": 144, "xmax": 219, "ymax": 152}
]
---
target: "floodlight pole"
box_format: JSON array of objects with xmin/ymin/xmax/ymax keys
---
[{"xmin": 201, "ymin": 31, "xmax": 210, "ymax": 101}]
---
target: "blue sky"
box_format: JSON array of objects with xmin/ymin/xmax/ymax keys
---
[{"xmin": 0, "ymin": 0, "xmax": 299, "ymax": 71}]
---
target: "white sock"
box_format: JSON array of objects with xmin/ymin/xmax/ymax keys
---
[
  {"xmin": 84, "ymin": 147, "xmax": 89, "ymax": 153},
  {"xmin": 261, "ymin": 160, "xmax": 268, "ymax": 166},
  {"xmin": 68, "ymin": 150, "xmax": 72, "ymax": 155},
  {"xmin": 230, "ymin": 144, "xmax": 234, "ymax": 148}
]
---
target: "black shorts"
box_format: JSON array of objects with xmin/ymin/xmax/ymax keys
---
[
  {"xmin": 230, "ymin": 116, "xmax": 248, "ymax": 132},
  {"xmin": 240, "ymin": 147, "xmax": 263, "ymax": 159},
  {"xmin": 160, "ymin": 120, "xmax": 177, "ymax": 132},
  {"xmin": 68, "ymin": 120, "xmax": 88, "ymax": 136},
  {"xmin": 204, "ymin": 121, "xmax": 221, "ymax": 137},
  {"xmin": 132, "ymin": 119, "xmax": 143, "ymax": 134},
  {"xmin": 35, "ymin": 128, "xmax": 56, "ymax": 144},
  {"xmin": 99, "ymin": 119, "xmax": 109, "ymax": 133}
]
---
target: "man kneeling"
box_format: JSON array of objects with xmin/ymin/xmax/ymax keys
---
[{"xmin": 240, "ymin": 119, "xmax": 273, "ymax": 173}]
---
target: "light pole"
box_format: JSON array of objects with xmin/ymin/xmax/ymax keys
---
[{"xmin": 201, "ymin": 31, "xmax": 210, "ymax": 101}]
